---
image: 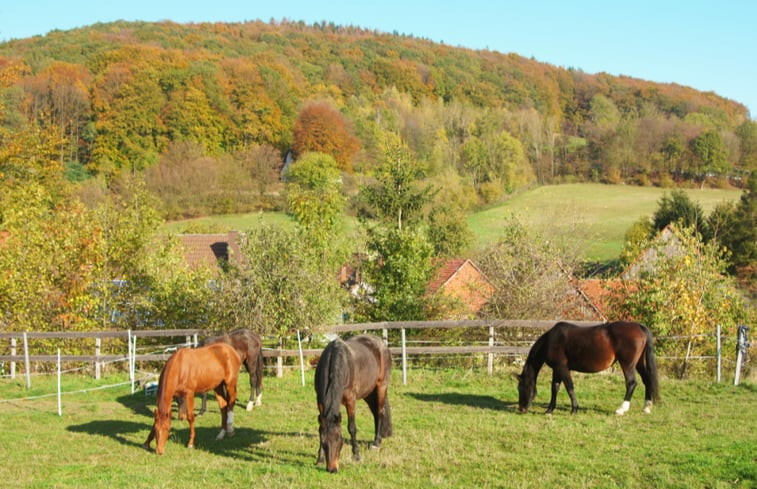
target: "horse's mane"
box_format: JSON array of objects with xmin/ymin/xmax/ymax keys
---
[{"xmin": 317, "ymin": 340, "xmax": 352, "ymax": 418}]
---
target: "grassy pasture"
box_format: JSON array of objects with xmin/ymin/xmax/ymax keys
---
[
  {"xmin": 1, "ymin": 367, "xmax": 754, "ymax": 488},
  {"xmin": 161, "ymin": 184, "xmax": 741, "ymax": 262}
]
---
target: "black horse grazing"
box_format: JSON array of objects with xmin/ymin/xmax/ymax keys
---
[
  {"xmin": 199, "ymin": 328, "xmax": 263, "ymax": 414},
  {"xmin": 517, "ymin": 321, "xmax": 660, "ymax": 415},
  {"xmin": 315, "ymin": 334, "xmax": 393, "ymax": 473}
]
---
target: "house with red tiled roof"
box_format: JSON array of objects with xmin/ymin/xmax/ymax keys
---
[
  {"xmin": 427, "ymin": 258, "xmax": 495, "ymax": 317},
  {"xmin": 178, "ymin": 231, "xmax": 243, "ymax": 273}
]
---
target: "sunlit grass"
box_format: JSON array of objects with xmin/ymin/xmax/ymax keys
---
[{"xmin": 0, "ymin": 367, "xmax": 754, "ymax": 488}]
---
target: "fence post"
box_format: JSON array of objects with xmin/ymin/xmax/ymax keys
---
[
  {"xmin": 10, "ymin": 337, "xmax": 16, "ymax": 380},
  {"xmin": 716, "ymin": 325, "xmax": 721, "ymax": 383},
  {"xmin": 734, "ymin": 325, "xmax": 749, "ymax": 386},
  {"xmin": 131, "ymin": 335, "xmax": 137, "ymax": 395},
  {"xmin": 95, "ymin": 337, "xmax": 101, "ymax": 380},
  {"xmin": 383, "ymin": 328, "xmax": 388, "ymax": 346},
  {"xmin": 57, "ymin": 349, "xmax": 62, "ymax": 417},
  {"xmin": 401, "ymin": 328, "xmax": 407, "ymax": 385},
  {"xmin": 297, "ymin": 330, "xmax": 305, "ymax": 387},
  {"xmin": 276, "ymin": 337, "xmax": 283, "ymax": 378},
  {"xmin": 193, "ymin": 334, "xmax": 198, "ymax": 347},
  {"xmin": 23, "ymin": 332, "xmax": 30, "ymax": 389},
  {"xmin": 488, "ymin": 326, "xmax": 494, "ymax": 375}
]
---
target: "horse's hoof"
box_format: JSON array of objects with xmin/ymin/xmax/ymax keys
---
[
  {"xmin": 642, "ymin": 407, "xmax": 652, "ymax": 414},
  {"xmin": 187, "ymin": 444, "xmax": 194, "ymax": 449},
  {"xmin": 216, "ymin": 429, "xmax": 226, "ymax": 440},
  {"xmin": 226, "ymin": 429, "xmax": 236, "ymax": 438},
  {"xmin": 370, "ymin": 444, "xmax": 381, "ymax": 451},
  {"xmin": 246, "ymin": 401, "xmax": 254, "ymax": 411}
]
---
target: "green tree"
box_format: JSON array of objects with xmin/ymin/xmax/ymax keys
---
[
  {"xmin": 211, "ymin": 224, "xmax": 344, "ymax": 336},
  {"xmin": 652, "ymin": 190, "xmax": 711, "ymax": 242},
  {"xmin": 691, "ymin": 130, "xmax": 730, "ymax": 185},
  {"xmin": 285, "ymin": 152, "xmax": 346, "ymax": 250},
  {"xmin": 620, "ymin": 216, "xmax": 654, "ymax": 266},
  {"xmin": 711, "ymin": 172, "xmax": 757, "ymax": 286}
]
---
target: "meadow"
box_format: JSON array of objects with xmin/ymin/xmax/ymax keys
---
[
  {"xmin": 1, "ymin": 366, "xmax": 754, "ymax": 488},
  {"xmin": 162, "ymin": 183, "xmax": 741, "ymax": 262}
]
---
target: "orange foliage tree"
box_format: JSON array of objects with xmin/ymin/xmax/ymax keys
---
[{"xmin": 292, "ymin": 101, "xmax": 360, "ymax": 172}]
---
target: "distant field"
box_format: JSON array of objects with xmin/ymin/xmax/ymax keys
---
[
  {"xmin": 467, "ymin": 184, "xmax": 740, "ymax": 261},
  {"xmin": 162, "ymin": 184, "xmax": 741, "ymax": 262},
  {"xmin": 0, "ymin": 368, "xmax": 754, "ymax": 488}
]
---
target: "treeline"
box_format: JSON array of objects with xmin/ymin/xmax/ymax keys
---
[{"xmin": 1, "ymin": 19, "xmax": 755, "ymax": 218}]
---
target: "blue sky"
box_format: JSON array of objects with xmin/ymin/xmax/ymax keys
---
[{"xmin": 1, "ymin": 0, "xmax": 754, "ymax": 119}]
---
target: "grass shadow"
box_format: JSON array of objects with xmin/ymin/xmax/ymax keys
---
[{"xmin": 406, "ymin": 391, "xmax": 515, "ymax": 412}]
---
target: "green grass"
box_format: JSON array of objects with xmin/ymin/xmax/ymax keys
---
[
  {"xmin": 467, "ymin": 183, "xmax": 741, "ymax": 261},
  {"xmin": 161, "ymin": 184, "xmax": 741, "ymax": 262},
  {"xmin": 1, "ymin": 367, "xmax": 754, "ymax": 488}
]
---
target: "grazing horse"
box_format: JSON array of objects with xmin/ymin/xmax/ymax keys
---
[
  {"xmin": 143, "ymin": 343, "xmax": 241, "ymax": 454},
  {"xmin": 315, "ymin": 334, "xmax": 393, "ymax": 473},
  {"xmin": 517, "ymin": 321, "xmax": 660, "ymax": 415},
  {"xmin": 198, "ymin": 328, "xmax": 264, "ymax": 414}
]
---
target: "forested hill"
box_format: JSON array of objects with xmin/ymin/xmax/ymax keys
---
[{"xmin": 1, "ymin": 19, "xmax": 755, "ymax": 210}]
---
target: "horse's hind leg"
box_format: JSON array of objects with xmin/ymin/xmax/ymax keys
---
[
  {"xmin": 616, "ymin": 364, "xmax": 638, "ymax": 415},
  {"xmin": 636, "ymin": 363, "xmax": 653, "ymax": 413},
  {"xmin": 244, "ymin": 357, "xmax": 256, "ymax": 411},
  {"xmin": 365, "ymin": 390, "xmax": 383, "ymax": 448}
]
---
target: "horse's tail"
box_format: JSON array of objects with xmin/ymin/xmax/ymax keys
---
[
  {"xmin": 380, "ymin": 397, "xmax": 393, "ymax": 438},
  {"xmin": 255, "ymin": 343, "xmax": 263, "ymax": 397},
  {"xmin": 642, "ymin": 325, "xmax": 661, "ymax": 402}
]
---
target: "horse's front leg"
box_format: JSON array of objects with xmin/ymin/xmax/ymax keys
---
[
  {"xmin": 184, "ymin": 394, "xmax": 196, "ymax": 448},
  {"xmin": 562, "ymin": 372, "xmax": 579, "ymax": 414},
  {"xmin": 616, "ymin": 367, "xmax": 638, "ymax": 415},
  {"xmin": 346, "ymin": 399, "xmax": 359, "ymax": 461},
  {"xmin": 546, "ymin": 369, "xmax": 561, "ymax": 414}
]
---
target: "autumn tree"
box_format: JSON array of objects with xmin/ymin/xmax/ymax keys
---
[
  {"xmin": 292, "ymin": 101, "xmax": 360, "ymax": 172},
  {"xmin": 608, "ymin": 224, "xmax": 750, "ymax": 378}
]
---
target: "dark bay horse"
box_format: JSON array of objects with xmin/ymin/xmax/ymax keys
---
[
  {"xmin": 199, "ymin": 328, "xmax": 263, "ymax": 414},
  {"xmin": 315, "ymin": 334, "xmax": 393, "ymax": 473},
  {"xmin": 517, "ymin": 321, "xmax": 660, "ymax": 415},
  {"xmin": 143, "ymin": 343, "xmax": 241, "ymax": 454}
]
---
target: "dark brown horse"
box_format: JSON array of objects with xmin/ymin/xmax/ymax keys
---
[
  {"xmin": 315, "ymin": 334, "xmax": 393, "ymax": 473},
  {"xmin": 198, "ymin": 328, "xmax": 263, "ymax": 414},
  {"xmin": 517, "ymin": 321, "xmax": 660, "ymax": 415},
  {"xmin": 143, "ymin": 343, "xmax": 241, "ymax": 454}
]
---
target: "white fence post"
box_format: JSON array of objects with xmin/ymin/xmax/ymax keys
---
[
  {"xmin": 57, "ymin": 349, "xmax": 62, "ymax": 417},
  {"xmin": 716, "ymin": 324, "xmax": 721, "ymax": 383},
  {"xmin": 401, "ymin": 328, "xmax": 407, "ymax": 385},
  {"xmin": 10, "ymin": 337, "xmax": 16, "ymax": 380},
  {"xmin": 734, "ymin": 325, "xmax": 749, "ymax": 386},
  {"xmin": 488, "ymin": 326, "xmax": 494, "ymax": 375},
  {"xmin": 95, "ymin": 337, "xmax": 101, "ymax": 380},
  {"xmin": 276, "ymin": 337, "xmax": 283, "ymax": 378},
  {"xmin": 297, "ymin": 330, "xmax": 305, "ymax": 387},
  {"xmin": 23, "ymin": 332, "xmax": 30, "ymax": 389}
]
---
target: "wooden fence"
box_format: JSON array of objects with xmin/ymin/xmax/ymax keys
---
[
  {"xmin": 0, "ymin": 320, "xmax": 597, "ymax": 385},
  {"xmin": 0, "ymin": 319, "xmax": 743, "ymax": 387}
]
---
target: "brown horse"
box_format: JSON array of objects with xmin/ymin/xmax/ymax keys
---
[
  {"xmin": 517, "ymin": 321, "xmax": 660, "ymax": 415},
  {"xmin": 315, "ymin": 334, "xmax": 393, "ymax": 473},
  {"xmin": 199, "ymin": 328, "xmax": 263, "ymax": 414},
  {"xmin": 143, "ymin": 343, "xmax": 241, "ymax": 454}
]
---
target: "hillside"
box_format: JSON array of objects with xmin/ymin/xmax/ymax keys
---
[{"xmin": 1, "ymin": 19, "xmax": 755, "ymax": 216}]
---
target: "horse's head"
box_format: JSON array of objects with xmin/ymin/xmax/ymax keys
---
[
  {"xmin": 153, "ymin": 409, "xmax": 172, "ymax": 455},
  {"xmin": 516, "ymin": 371, "xmax": 537, "ymax": 414},
  {"xmin": 318, "ymin": 412, "xmax": 344, "ymax": 473}
]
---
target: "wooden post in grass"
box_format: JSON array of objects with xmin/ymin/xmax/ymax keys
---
[{"xmin": 57, "ymin": 349, "xmax": 62, "ymax": 417}]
